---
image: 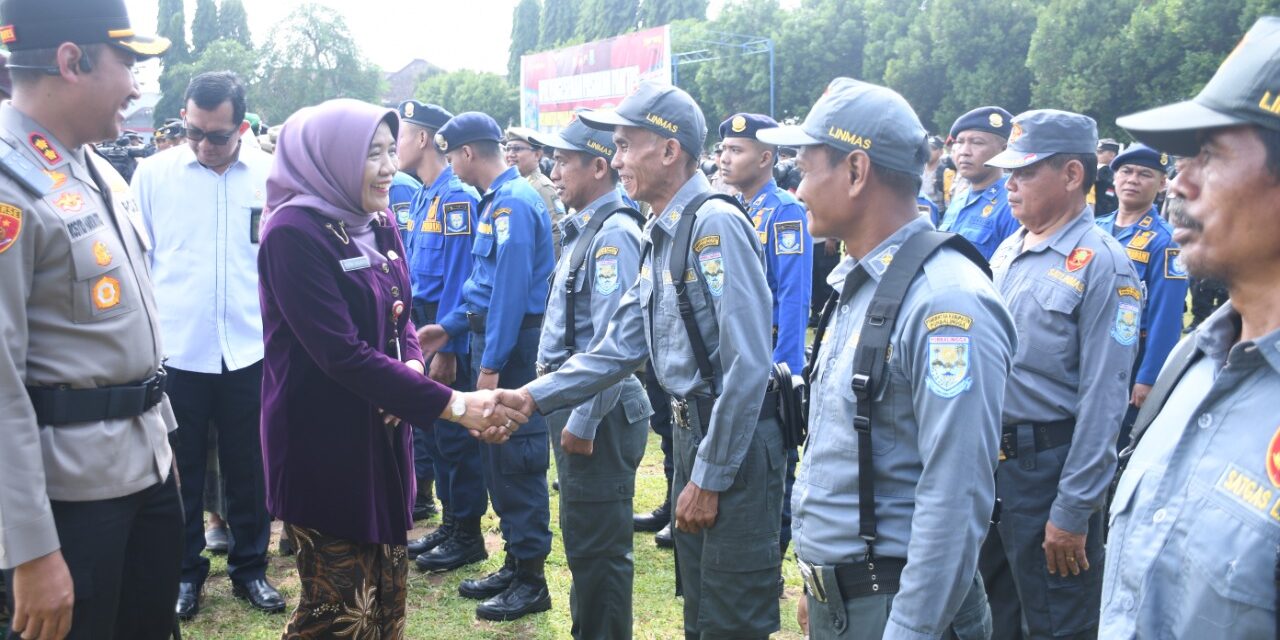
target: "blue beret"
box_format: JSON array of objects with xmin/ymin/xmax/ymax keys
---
[
  {"xmin": 1110, "ymin": 143, "xmax": 1170, "ymax": 172},
  {"xmin": 434, "ymin": 112, "xmax": 502, "ymax": 152},
  {"xmin": 949, "ymin": 106, "xmax": 1014, "ymax": 140},
  {"xmin": 718, "ymin": 113, "xmax": 780, "ymax": 140},
  {"xmin": 398, "ymin": 101, "xmax": 452, "ymax": 131}
]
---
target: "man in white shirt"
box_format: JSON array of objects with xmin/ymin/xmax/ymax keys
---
[{"xmin": 131, "ymin": 71, "xmax": 283, "ymax": 621}]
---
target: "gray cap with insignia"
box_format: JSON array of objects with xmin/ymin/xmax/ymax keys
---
[
  {"xmin": 985, "ymin": 109, "xmax": 1098, "ymax": 169},
  {"xmin": 528, "ymin": 116, "xmax": 617, "ymax": 161},
  {"xmin": 577, "ymin": 81, "xmax": 707, "ymax": 158},
  {"xmin": 1117, "ymin": 16, "xmax": 1280, "ymax": 156}
]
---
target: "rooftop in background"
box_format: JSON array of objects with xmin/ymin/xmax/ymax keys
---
[{"xmin": 383, "ymin": 58, "xmax": 446, "ymax": 108}]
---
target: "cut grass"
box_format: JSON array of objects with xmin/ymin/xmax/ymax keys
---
[{"xmin": 181, "ymin": 431, "xmax": 805, "ymax": 639}]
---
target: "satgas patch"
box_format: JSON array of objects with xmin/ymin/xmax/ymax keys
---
[
  {"xmin": 927, "ymin": 336, "xmax": 972, "ymax": 398},
  {"xmin": 1046, "ymin": 267, "xmax": 1085, "ymax": 293},
  {"xmin": 775, "ymin": 220, "xmax": 803, "ymax": 255},
  {"xmin": 1166, "ymin": 248, "xmax": 1188, "ymax": 279},
  {"xmin": 1065, "ymin": 247, "xmax": 1095, "ymax": 272},
  {"xmin": 925, "ymin": 312, "xmax": 973, "ymax": 331},
  {"xmin": 444, "ymin": 201, "xmax": 471, "ymax": 235},
  {"xmin": 695, "ymin": 235, "xmax": 725, "ymax": 297},
  {"xmin": 1217, "ymin": 464, "xmax": 1277, "ymax": 520},
  {"xmin": 1111, "ymin": 302, "xmax": 1140, "ymax": 346},
  {"xmin": 1118, "ymin": 286, "xmax": 1142, "ymax": 300},
  {"xmin": 0, "ymin": 203, "xmax": 21, "ymax": 254}
]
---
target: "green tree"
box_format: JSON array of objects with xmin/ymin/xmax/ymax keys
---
[
  {"xmin": 682, "ymin": 0, "xmax": 779, "ymax": 127},
  {"xmin": 878, "ymin": 4, "xmax": 947, "ymax": 133},
  {"xmin": 218, "ymin": 0, "xmax": 252, "ymax": 46},
  {"xmin": 576, "ymin": 0, "xmax": 639, "ymax": 42},
  {"xmin": 775, "ymin": 0, "xmax": 866, "ymax": 121},
  {"xmin": 1027, "ymin": 0, "xmax": 1137, "ymax": 135},
  {"xmin": 191, "ymin": 0, "xmax": 219, "ymax": 55},
  {"xmin": 255, "ymin": 4, "xmax": 384, "ymax": 124},
  {"xmin": 153, "ymin": 39, "xmax": 258, "ymax": 125},
  {"xmin": 638, "ymin": 0, "xmax": 708, "ymax": 27},
  {"xmin": 540, "ymin": 0, "xmax": 579, "ymax": 48},
  {"xmin": 415, "ymin": 70, "xmax": 519, "ymax": 128},
  {"xmin": 924, "ymin": 0, "xmax": 1037, "ymax": 132},
  {"xmin": 156, "ymin": 0, "xmax": 189, "ymax": 63},
  {"xmin": 509, "ymin": 0, "xmax": 542, "ymax": 82}
]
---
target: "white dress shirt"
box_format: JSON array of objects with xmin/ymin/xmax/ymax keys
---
[{"xmin": 132, "ymin": 144, "xmax": 271, "ymax": 373}]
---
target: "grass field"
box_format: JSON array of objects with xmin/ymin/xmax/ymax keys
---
[{"xmin": 180, "ymin": 431, "xmax": 807, "ymax": 639}]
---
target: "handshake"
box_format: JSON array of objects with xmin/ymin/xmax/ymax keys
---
[{"xmin": 441, "ymin": 388, "xmax": 540, "ymax": 444}]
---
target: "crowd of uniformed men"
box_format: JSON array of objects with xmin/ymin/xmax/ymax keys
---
[{"xmin": 2, "ymin": 0, "xmax": 1280, "ymax": 637}]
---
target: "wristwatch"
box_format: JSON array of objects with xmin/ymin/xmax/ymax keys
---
[{"xmin": 449, "ymin": 394, "xmax": 467, "ymax": 421}]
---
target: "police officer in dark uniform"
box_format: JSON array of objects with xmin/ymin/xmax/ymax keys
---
[
  {"xmin": 0, "ymin": 1, "xmax": 181, "ymax": 638},
  {"xmin": 1092, "ymin": 138, "xmax": 1120, "ymax": 216}
]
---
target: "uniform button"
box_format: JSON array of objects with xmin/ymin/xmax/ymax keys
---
[
  {"xmin": 1123, "ymin": 594, "xmax": 1136, "ymax": 611},
  {"xmin": 1152, "ymin": 509, "xmax": 1167, "ymax": 523},
  {"xmin": 391, "ymin": 286, "xmax": 400, "ymax": 297},
  {"xmin": 841, "ymin": 304, "xmax": 850, "ymax": 314},
  {"xmin": 381, "ymin": 263, "xmax": 390, "ymax": 273},
  {"xmin": 1198, "ymin": 413, "xmax": 1213, "ymax": 429}
]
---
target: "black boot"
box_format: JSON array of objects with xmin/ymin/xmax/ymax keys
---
[
  {"xmin": 475, "ymin": 556, "xmax": 552, "ymax": 622},
  {"xmin": 634, "ymin": 477, "xmax": 672, "ymax": 532},
  {"xmin": 654, "ymin": 522, "xmax": 674, "ymax": 549},
  {"xmin": 417, "ymin": 516, "xmax": 487, "ymax": 573},
  {"xmin": 408, "ymin": 510, "xmax": 453, "ymax": 559},
  {"xmin": 459, "ymin": 552, "xmax": 516, "ymax": 600},
  {"xmin": 412, "ymin": 476, "xmax": 438, "ymax": 522}
]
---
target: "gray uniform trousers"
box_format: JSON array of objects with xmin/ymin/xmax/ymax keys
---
[
  {"xmin": 672, "ymin": 403, "xmax": 785, "ymax": 639},
  {"xmin": 549, "ymin": 376, "xmax": 651, "ymax": 640},
  {"xmin": 806, "ymin": 573, "xmax": 992, "ymax": 640}
]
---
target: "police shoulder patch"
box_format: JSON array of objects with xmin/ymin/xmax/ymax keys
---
[
  {"xmin": 494, "ymin": 211, "xmax": 511, "ymax": 244},
  {"xmin": 695, "ymin": 237, "xmax": 725, "ymax": 297},
  {"xmin": 774, "ymin": 220, "xmax": 803, "ymax": 255},
  {"xmin": 595, "ymin": 247, "xmax": 620, "ymax": 295},
  {"xmin": 927, "ymin": 336, "xmax": 972, "ymax": 398},
  {"xmin": 925, "ymin": 312, "xmax": 972, "ymax": 332},
  {"xmin": 0, "ymin": 202, "xmax": 22, "ymax": 254},
  {"xmin": 1111, "ymin": 302, "xmax": 1140, "ymax": 346},
  {"xmin": 1165, "ymin": 248, "xmax": 1188, "ymax": 279},
  {"xmin": 444, "ymin": 201, "xmax": 472, "ymax": 235},
  {"xmin": 1117, "ymin": 285, "xmax": 1142, "ymax": 300}
]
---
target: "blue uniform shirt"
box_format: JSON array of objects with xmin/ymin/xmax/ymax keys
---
[
  {"xmin": 404, "ymin": 165, "xmax": 479, "ymax": 355},
  {"xmin": 938, "ymin": 175, "xmax": 1020, "ymax": 260},
  {"xmin": 439, "ymin": 166, "xmax": 554, "ymax": 371},
  {"xmin": 743, "ymin": 178, "xmax": 811, "ymax": 372},
  {"xmin": 389, "ymin": 171, "xmax": 419, "ymax": 244},
  {"xmin": 1095, "ymin": 207, "xmax": 1189, "ymax": 386}
]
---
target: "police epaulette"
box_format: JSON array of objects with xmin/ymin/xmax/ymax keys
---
[{"xmin": 0, "ymin": 138, "xmax": 55, "ymax": 196}]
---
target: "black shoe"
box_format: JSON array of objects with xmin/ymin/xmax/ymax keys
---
[
  {"xmin": 654, "ymin": 522, "xmax": 674, "ymax": 549},
  {"xmin": 231, "ymin": 578, "xmax": 286, "ymax": 614},
  {"xmin": 175, "ymin": 581, "xmax": 202, "ymax": 621},
  {"xmin": 409, "ymin": 512, "xmax": 454, "ymax": 559},
  {"xmin": 416, "ymin": 517, "xmax": 486, "ymax": 573},
  {"xmin": 475, "ymin": 556, "xmax": 552, "ymax": 622},
  {"xmin": 413, "ymin": 476, "xmax": 438, "ymax": 522},
  {"xmin": 633, "ymin": 501, "xmax": 670, "ymax": 532},
  {"xmin": 459, "ymin": 554, "xmax": 516, "ymax": 600},
  {"xmin": 204, "ymin": 525, "xmax": 229, "ymax": 555}
]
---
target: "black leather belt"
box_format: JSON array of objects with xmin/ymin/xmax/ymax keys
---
[
  {"xmin": 467, "ymin": 312, "xmax": 543, "ymax": 333},
  {"xmin": 670, "ymin": 391, "xmax": 778, "ymax": 430},
  {"xmin": 798, "ymin": 557, "xmax": 906, "ymax": 602},
  {"xmin": 27, "ymin": 369, "xmax": 168, "ymax": 426},
  {"xmin": 1000, "ymin": 419, "xmax": 1075, "ymax": 460},
  {"xmin": 412, "ymin": 300, "xmax": 440, "ymax": 326}
]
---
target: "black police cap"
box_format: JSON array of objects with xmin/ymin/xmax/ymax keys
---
[
  {"xmin": 1, "ymin": 0, "xmax": 169, "ymax": 58},
  {"xmin": 949, "ymin": 106, "xmax": 1013, "ymax": 140},
  {"xmin": 398, "ymin": 100, "xmax": 452, "ymax": 131}
]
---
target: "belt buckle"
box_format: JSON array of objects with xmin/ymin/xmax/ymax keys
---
[
  {"xmin": 146, "ymin": 368, "xmax": 168, "ymax": 406},
  {"xmin": 670, "ymin": 398, "xmax": 691, "ymax": 430},
  {"xmin": 797, "ymin": 559, "xmax": 827, "ymax": 603}
]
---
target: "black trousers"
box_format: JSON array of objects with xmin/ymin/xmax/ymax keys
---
[
  {"xmin": 5, "ymin": 476, "xmax": 183, "ymax": 640},
  {"xmin": 167, "ymin": 362, "xmax": 270, "ymax": 585}
]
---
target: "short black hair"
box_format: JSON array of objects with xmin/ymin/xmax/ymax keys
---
[
  {"xmin": 822, "ymin": 143, "xmax": 921, "ymax": 199},
  {"xmin": 467, "ymin": 140, "xmax": 502, "ymax": 160},
  {"xmin": 8, "ymin": 44, "xmax": 105, "ymax": 87},
  {"xmin": 184, "ymin": 71, "xmax": 247, "ymax": 129},
  {"xmin": 1258, "ymin": 126, "xmax": 1280, "ymax": 182},
  {"xmin": 1045, "ymin": 153, "xmax": 1097, "ymax": 195},
  {"xmin": 571, "ymin": 150, "xmax": 619, "ymax": 184}
]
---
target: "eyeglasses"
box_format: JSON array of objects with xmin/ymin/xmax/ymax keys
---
[
  {"xmin": 504, "ymin": 144, "xmax": 534, "ymax": 154},
  {"xmin": 184, "ymin": 122, "xmax": 237, "ymax": 146}
]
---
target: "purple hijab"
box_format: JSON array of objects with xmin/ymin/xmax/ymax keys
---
[{"xmin": 267, "ymin": 98, "xmax": 399, "ymax": 227}]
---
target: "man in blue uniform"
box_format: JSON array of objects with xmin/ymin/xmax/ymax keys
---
[
  {"xmin": 394, "ymin": 101, "xmax": 490, "ymax": 572},
  {"xmin": 418, "ymin": 112, "xmax": 555, "ymax": 622},
  {"xmin": 717, "ymin": 112, "xmax": 810, "ymax": 568},
  {"xmin": 938, "ymin": 107, "xmax": 1020, "ymax": 260},
  {"xmin": 1093, "ymin": 144, "xmax": 1188, "ymax": 449}
]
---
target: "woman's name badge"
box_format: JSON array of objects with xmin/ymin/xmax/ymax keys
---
[{"xmin": 340, "ymin": 256, "xmax": 371, "ymax": 272}]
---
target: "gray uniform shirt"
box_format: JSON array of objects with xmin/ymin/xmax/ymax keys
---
[
  {"xmin": 0, "ymin": 104, "xmax": 175, "ymax": 570},
  {"xmin": 1102, "ymin": 303, "xmax": 1280, "ymax": 638},
  {"xmin": 794, "ymin": 218, "xmax": 1016, "ymax": 639},
  {"xmin": 527, "ymin": 172, "xmax": 772, "ymax": 491},
  {"xmin": 989, "ymin": 208, "xmax": 1139, "ymax": 534},
  {"xmin": 536, "ymin": 191, "xmax": 644, "ymax": 440}
]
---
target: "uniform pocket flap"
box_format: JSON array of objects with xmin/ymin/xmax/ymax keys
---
[
  {"xmin": 562, "ymin": 473, "xmax": 634, "ymax": 502},
  {"xmin": 704, "ymin": 538, "xmax": 780, "ymax": 572}
]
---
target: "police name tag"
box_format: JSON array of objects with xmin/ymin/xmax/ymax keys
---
[{"xmin": 340, "ymin": 256, "xmax": 371, "ymax": 272}]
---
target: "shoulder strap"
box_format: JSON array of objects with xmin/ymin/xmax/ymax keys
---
[
  {"xmin": 564, "ymin": 204, "xmax": 643, "ymax": 351},
  {"xmin": 850, "ymin": 230, "xmax": 988, "ymax": 559},
  {"xmin": 1120, "ymin": 335, "xmax": 1202, "ymax": 458},
  {"xmin": 667, "ymin": 192, "xmax": 750, "ymax": 394}
]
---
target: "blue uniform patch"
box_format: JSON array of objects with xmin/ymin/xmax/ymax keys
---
[
  {"xmin": 1112, "ymin": 302, "xmax": 1140, "ymax": 346},
  {"xmin": 775, "ymin": 220, "xmax": 803, "ymax": 255},
  {"xmin": 595, "ymin": 255, "xmax": 619, "ymax": 295},
  {"xmin": 495, "ymin": 213, "xmax": 510, "ymax": 244},
  {"xmin": 927, "ymin": 336, "xmax": 972, "ymax": 398},
  {"xmin": 1165, "ymin": 248, "xmax": 1188, "ymax": 279},
  {"xmin": 392, "ymin": 202, "xmax": 411, "ymax": 229},
  {"xmin": 444, "ymin": 202, "xmax": 471, "ymax": 235}
]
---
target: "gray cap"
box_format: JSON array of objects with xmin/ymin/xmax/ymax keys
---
[
  {"xmin": 527, "ymin": 116, "xmax": 617, "ymax": 162},
  {"xmin": 756, "ymin": 77, "xmax": 929, "ymax": 176},
  {"xmin": 1118, "ymin": 17, "xmax": 1280, "ymax": 156},
  {"xmin": 986, "ymin": 109, "xmax": 1098, "ymax": 169},
  {"xmin": 577, "ymin": 81, "xmax": 707, "ymax": 158}
]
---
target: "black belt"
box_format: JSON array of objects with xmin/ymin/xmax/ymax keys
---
[
  {"xmin": 27, "ymin": 369, "xmax": 168, "ymax": 426},
  {"xmin": 798, "ymin": 557, "xmax": 906, "ymax": 602},
  {"xmin": 670, "ymin": 391, "xmax": 778, "ymax": 431},
  {"xmin": 467, "ymin": 312, "xmax": 543, "ymax": 333},
  {"xmin": 999, "ymin": 419, "xmax": 1075, "ymax": 460},
  {"xmin": 412, "ymin": 300, "xmax": 440, "ymax": 326}
]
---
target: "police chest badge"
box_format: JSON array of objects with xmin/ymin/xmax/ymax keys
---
[
  {"xmin": 775, "ymin": 220, "xmax": 803, "ymax": 255},
  {"xmin": 693, "ymin": 235, "xmax": 724, "ymax": 297},
  {"xmin": 1065, "ymin": 247, "xmax": 1094, "ymax": 272},
  {"xmin": 494, "ymin": 211, "xmax": 511, "ymax": 244},
  {"xmin": 1111, "ymin": 302, "xmax": 1140, "ymax": 346},
  {"xmin": 927, "ymin": 336, "xmax": 972, "ymax": 398},
  {"xmin": 595, "ymin": 246, "xmax": 621, "ymax": 295},
  {"xmin": 0, "ymin": 203, "xmax": 21, "ymax": 254},
  {"xmin": 445, "ymin": 202, "xmax": 471, "ymax": 235}
]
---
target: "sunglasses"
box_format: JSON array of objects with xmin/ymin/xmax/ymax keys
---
[{"xmin": 184, "ymin": 122, "xmax": 238, "ymax": 146}]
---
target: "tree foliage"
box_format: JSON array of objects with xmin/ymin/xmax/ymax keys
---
[
  {"xmin": 509, "ymin": 0, "xmax": 542, "ymax": 82},
  {"xmin": 156, "ymin": 0, "xmax": 189, "ymax": 64},
  {"xmin": 540, "ymin": 0, "xmax": 579, "ymax": 48},
  {"xmin": 638, "ymin": 0, "xmax": 708, "ymax": 27},
  {"xmin": 217, "ymin": 0, "xmax": 252, "ymax": 47},
  {"xmin": 190, "ymin": 0, "xmax": 219, "ymax": 55},
  {"xmin": 415, "ymin": 70, "xmax": 519, "ymax": 129}
]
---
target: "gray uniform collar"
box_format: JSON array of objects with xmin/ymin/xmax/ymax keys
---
[
  {"xmin": 565, "ymin": 190, "xmax": 623, "ymax": 236},
  {"xmin": 1010, "ymin": 206, "xmax": 1095, "ymax": 257},
  {"xmin": 1196, "ymin": 301, "xmax": 1280, "ymax": 375},
  {"xmin": 653, "ymin": 172, "xmax": 714, "ymax": 237},
  {"xmin": 827, "ymin": 217, "xmax": 934, "ymax": 292}
]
